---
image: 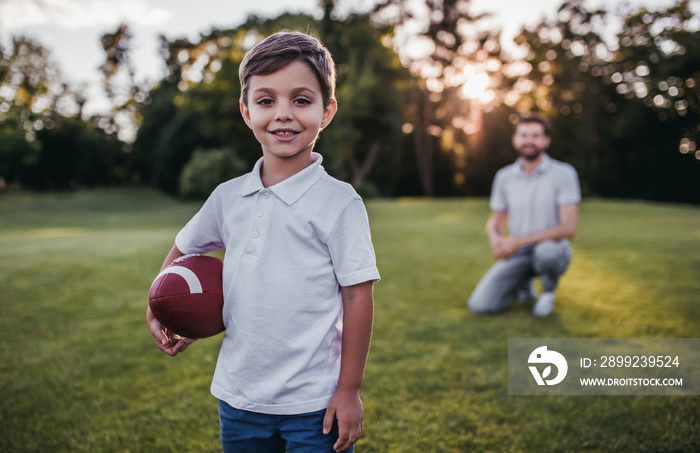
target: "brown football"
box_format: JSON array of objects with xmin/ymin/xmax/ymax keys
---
[{"xmin": 149, "ymin": 254, "xmax": 224, "ymax": 339}]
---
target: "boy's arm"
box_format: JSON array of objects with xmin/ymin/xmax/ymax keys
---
[
  {"xmin": 146, "ymin": 244, "xmax": 196, "ymax": 356},
  {"xmin": 323, "ymin": 280, "xmax": 374, "ymax": 452}
]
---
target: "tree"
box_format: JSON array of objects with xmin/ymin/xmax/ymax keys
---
[
  {"xmin": 131, "ymin": 24, "xmax": 261, "ymax": 194},
  {"xmin": 0, "ymin": 36, "xmax": 91, "ymax": 188},
  {"xmin": 509, "ymin": 0, "xmax": 700, "ymax": 203},
  {"xmin": 0, "ymin": 113, "xmax": 41, "ymax": 187},
  {"xmin": 317, "ymin": 8, "xmax": 411, "ymax": 196},
  {"xmin": 0, "ymin": 33, "xmax": 133, "ymax": 190},
  {"xmin": 24, "ymin": 116, "xmax": 126, "ymax": 190},
  {"xmin": 98, "ymin": 24, "xmax": 151, "ymax": 142},
  {"xmin": 372, "ymin": 0, "xmax": 505, "ymax": 195},
  {"xmin": 0, "ymin": 36, "xmax": 55, "ymax": 186},
  {"xmin": 504, "ymin": 0, "xmax": 614, "ymax": 192},
  {"xmin": 134, "ymin": 9, "xmax": 411, "ymax": 197},
  {"xmin": 179, "ymin": 147, "xmax": 247, "ymax": 198},
  {"xmin": 603, "ymin": 0, "xmax": 700, "ymax": 202}
]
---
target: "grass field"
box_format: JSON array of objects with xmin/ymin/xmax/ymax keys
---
[{"xmin": 1, "ymin": 189, "xmax": 699, "ymax": 452}]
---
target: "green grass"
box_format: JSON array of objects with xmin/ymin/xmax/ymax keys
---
[{"xmin": 1, "ymin": 189, "xmax": 698, "ymax": 452}]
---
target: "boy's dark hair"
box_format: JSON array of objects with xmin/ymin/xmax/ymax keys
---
[
  {"xmin": 239, "ymin": 31, "xmax": 336, "ymax": 108},
  {"xmin": 516, "ymin": 113, "xmax": 553, "ymax": 136}
]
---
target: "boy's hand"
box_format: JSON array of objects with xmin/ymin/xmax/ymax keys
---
[
  {"xmin": 147, "ymin": 306, "xmax": 196, "ymax": 356},
  {"xmin": 323, "ymin": 386, "xmax": 363, "ymax": 452}
]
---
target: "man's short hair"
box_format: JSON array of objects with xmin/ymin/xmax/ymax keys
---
[
  {"xmin": 239, "ymin": 31, "xmax": 336, "ymax": 108},
  {"xmin": 516, "ymin": 113, "xmax": 553, "ymax": 136}
]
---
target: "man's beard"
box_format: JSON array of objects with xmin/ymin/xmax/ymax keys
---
[{"xmin": 518, "ymin": 148, "xmax": 543, "ymax": 162}]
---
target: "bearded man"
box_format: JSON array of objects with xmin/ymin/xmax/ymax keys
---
[{"xmin": 467, "ymin": 113, "xmax": 581, "ymax": 316}]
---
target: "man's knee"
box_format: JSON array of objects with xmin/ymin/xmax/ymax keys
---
[
  {"xmin": 533, "ymin": 241, "xmax": 571, "ymax": 274},
  {"xmin": 468, "ymin": 291, "xmax": 504, "ymax": 314},
  {"xmin": 533, "ymin": 240, "xmax": 562, "ymax": 262}
]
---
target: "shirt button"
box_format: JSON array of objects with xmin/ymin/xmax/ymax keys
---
[
  {"xmin": 262, "ymin": 192, "xmax": 270, "ymax": 199},
  {"xmin": 257, "ymin": 210, "xmax": 264, "ymax": 217},
  {"xmin": 252, "ymin": 230, "xmax": 259, "ymax": 238}
]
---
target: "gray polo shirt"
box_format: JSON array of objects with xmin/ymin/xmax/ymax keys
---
[{"xmin": 490, "ymin": 153, "xmax": 581, "ymax": 237}]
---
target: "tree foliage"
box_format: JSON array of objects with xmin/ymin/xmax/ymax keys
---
[
  {"xmin": 508, "ymin": 0, "xmax": 700, "ymax": 203},
  {"xmin": 0, "ymin": 36, "xmax": 123, "ymax": 189},
  {"xmin": 131, "ymin": 7, "xmax": 412, "ymax": 198},
  {"xmin": 179, "ymin": 147, "xmax": 247, "ymax": 199},
  {"xmin": 1, "ymin": 0, "xmax": 698, "ymax": 203},
  {"xmin": 317, "ymin": 10, "xmax": 411, "ymax": 196},
  {"xmin": 371, "ymin": 0, "xmax": 699, "ymax": 201},
  {"xmin": 24, "ymin": 117, "xmax": 126, "ymax": 190}
]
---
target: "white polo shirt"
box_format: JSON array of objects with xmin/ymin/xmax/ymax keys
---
[
  {"xmin": 175, "ymin": 153, "xmax": 380, "ymax": 415},
  {"xmin": 490, "ymin": 153, "xmax": 581, "ymax": 238}
]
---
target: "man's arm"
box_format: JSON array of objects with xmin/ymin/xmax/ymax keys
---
[
  {"xmin": 323, "ymin": 280, "xmax": 374, "ymax": 452},
  {"xmin": 486, "ymin": 210, "xmax": 508, "ymax": 252},
  {"xmin": 492, "ymin": 204, "xmax": 579, "ymax": 260}
]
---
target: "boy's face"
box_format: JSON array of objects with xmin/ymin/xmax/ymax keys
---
[{"xmin": 241, "ymin": 60, "xmax": 337, "ymax": 164}]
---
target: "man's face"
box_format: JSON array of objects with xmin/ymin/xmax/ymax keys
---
[{"xmin": 512, "ymin": 122, "xmax": 551, "ymax": 161}]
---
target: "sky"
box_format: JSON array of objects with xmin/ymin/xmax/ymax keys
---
[{"xmin": 0, "ymin": 0, "xmax": 684, "ymax": 116}]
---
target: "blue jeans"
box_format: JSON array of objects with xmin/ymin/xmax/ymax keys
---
[
  {"xmin": 468, "ymin": 240, "xmax": 572, "ymax": 314},
  {"xmin": 218, "ymin": 400, "xmax": 353, "ymax": 453}
]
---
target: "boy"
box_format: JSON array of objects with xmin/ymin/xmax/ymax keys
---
[{"xmin": 147, "ymin": 31, "xmax": 379, "ymax": 453}]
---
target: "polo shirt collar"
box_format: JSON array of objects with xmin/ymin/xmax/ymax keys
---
[
  {"xmin": 240, "ymin": 153, "xmax": 325, "ymax": 205},
  {"xmin": 517, "ymin": 152, "xmax": 551, "ymax": 175}
]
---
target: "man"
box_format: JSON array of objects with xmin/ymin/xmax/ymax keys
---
[{"xmin": 467, "ymin": 113, "xmax": 581, "ymax": 316}]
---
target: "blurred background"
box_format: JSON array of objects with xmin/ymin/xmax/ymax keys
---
[{"xmin": 1, "ymin": 0, "xmax": 699, "ymax": 203}]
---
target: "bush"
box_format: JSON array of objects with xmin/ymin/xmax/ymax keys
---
[
  {"xmin": 355, "ymin": 181, "xmax": 382, "ymax": 199},
  {"xmin": 179, "ymin": 147, "xmax": 247, "ymax": 199}
]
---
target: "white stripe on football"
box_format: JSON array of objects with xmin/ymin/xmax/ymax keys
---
[{"xmin": 153, "ymin": 266, "xmax": 203, "ymax": 294}]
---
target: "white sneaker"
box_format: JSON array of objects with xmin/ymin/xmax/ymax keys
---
[
  {"xmin": 516, "ymin": 281, "xmax": 536, "ymax": 302},
  {"xmin": 532, "ymin": 292, "xmax": 555, "ymax": 316}
]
